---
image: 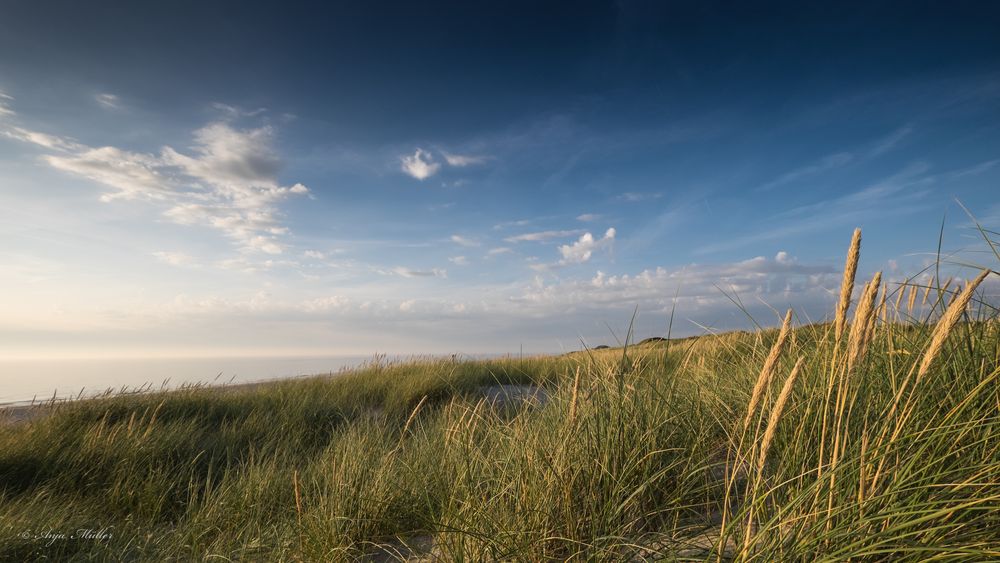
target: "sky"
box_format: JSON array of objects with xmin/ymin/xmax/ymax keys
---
[{"xmin": 1, "ymin": 1, "xmax": 999, "ymax": 359}]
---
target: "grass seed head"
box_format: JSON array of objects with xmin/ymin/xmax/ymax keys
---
[
  {"xmin": 917, "ymin": 270, "xmax": 990, "ymax": 380},
  {"xmin": 835, "ymin": 228, "xmax": 862, "ymax": 341}
]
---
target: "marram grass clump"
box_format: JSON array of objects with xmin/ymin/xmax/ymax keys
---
[{"xmin": 1, "ymin": 229, "xmax": 998, "ymax": 561}]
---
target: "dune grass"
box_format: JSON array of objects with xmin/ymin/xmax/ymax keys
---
[{"xmin": 1, "ymin": 230, "xmax": 998, "ymax": 561}]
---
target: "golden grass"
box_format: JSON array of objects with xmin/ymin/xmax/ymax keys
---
[
  {"xmin": 744, "ymin": 309, "xmax": 793, "ymax": 431},
  {"xmin": 847, "ymin": 271, "xmax": 882, "ymax": 372},
  {"xmin": 835, "ymin": 228, "xmax": 862, "ymax": 341},
  {"xmin": 757, "ymin": 356, "xmax": 805, "ymax": 470},
  {"xmin": 916, "ymin": 269, "xmax": 991, "ymax": 380}
]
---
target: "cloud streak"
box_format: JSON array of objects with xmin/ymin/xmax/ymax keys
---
[
  {"xmin": 505, "ymin": 229, "xmax": 585, "ymax": 243},
  {"xmin": 441, "ymin": 151, "xmax": 490, "ymax": 166}
]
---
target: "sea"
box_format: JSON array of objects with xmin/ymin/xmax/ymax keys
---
[{"xmin": 0, "ymin": 355, "xmax": 375, "ymax": 406}]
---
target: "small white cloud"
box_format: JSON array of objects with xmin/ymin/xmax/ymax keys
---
[
  {"xmin": 152, "ymin": 251, "xmax": 195, "ymax": 267},
  {"xmin": 95, "ymin": 93, "xmax": 121, "ymax": 109},
  {"xmin": 450, "ymin": 234, "xmax": 480, "ymax": 247},
  {"xmin": 303, "ymin": 250, "xmax": 325, "ymax": 260},
  {"xmin": 558, "ymin": 228, "xmax": 616, "ymax": 265},
  {"xmin": 401, "ymin": 148, "xmax": 440, "ymax": 180},
  {"xmin": 487, "ymin": 247, "xmax": 513, "ymax": 256},
  {"xmin": 505, "ymin": 229, "xmax": 585, "ymax": 243},
  {"xmin": 441, "ymin": 151, "xmax": 489, "ymax": 167},
  {"xmin": 576, "ymin": 213, "xmax": 601, "ymax": 222},
  {"xmin": 449, "ymin": 256, "xmax": 469, "ymax": 265}
]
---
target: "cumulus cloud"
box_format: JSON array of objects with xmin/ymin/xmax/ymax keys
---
[
  {"xmin": 401, "ymin": 148, "xmax": 440, "ymax": 180},
  {"xmin": 558, "ymin": 228, "xmax": 616, "ymax": 265},
  {"xmin": 2, "ymin": 108, "xmax": 308, "ymax": 255},
  {"xmin": 450, "ymin": 234, "xmax": 480, "ymax": 247},
  {"xmin": 505, "ymin": 229, "xmax": 585, "ymax": 243},
  {"xmin": 95, "ymin": 93, "xmax": 121, "ymax": 109},
  {"xmin": 515, "ymin": 251, "xmax": 840, "ymax": 318},
  {"xmin": 441, "ymin": 151, "xmax": 489, "ymax": 167}
]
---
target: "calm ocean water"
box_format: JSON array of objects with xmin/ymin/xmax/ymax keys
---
[{"xmin": 0, "ymin": 356, "xmax": 375, "ymax": 405}]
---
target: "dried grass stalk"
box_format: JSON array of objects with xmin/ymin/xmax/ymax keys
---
[
  {"xmin": 835, "ymin": 228, "xmax": 862, "ymax": 341},
  {"xmin": 917, "ymin": 270, "xmax": 990, "ymax": 380},
  {"xmin": 758, "ymin": 357, "xmax": 805, "ymax": 470},
  {"xmin": 744, "ymin": 309, "xmax": 793, "ymax": 430},
  {"xmin": 847, "ymin": 272, "xmax": 882, "ymax": 372}
]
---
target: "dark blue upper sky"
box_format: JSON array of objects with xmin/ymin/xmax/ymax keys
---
[{"xmin": 0, "ymin": 1, "xmax": 998, "ymax": 356}]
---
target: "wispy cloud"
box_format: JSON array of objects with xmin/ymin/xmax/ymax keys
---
[
  {"xmin": 576, "ymin": 213, "xmax": 601, "ymax": 222},
  {"xmin": 400, "ymin": 148, "xmax": 440, "ymax": 180},
  {"xmin": 486, "ymin": 247, "xmax": 513, "ymax": 256},
  {"xmin": 505, "ymin": 229, "xmax": 585, "ymax": 243},
  {"xmin": 2, "ymin": 104, "xmax": 308, "ymax": 255},
  {"xmin": 441, "ymin": 151, "xmax": 490, "ymax": 167},
  {"xmin": 944, "ymin": 158, "xmax": 999, "ymax": 180},
  {"xmin": 448, "ymin": 256, "xmax": 469, "ymax": 265},
  {"xmin": 616, "ymin": 192, "xmax": 662, "ymax": 203},
  {"xmin": 697, "ymin": 163, "xmax": 933, "ymax": 254},
  {"xmin": 757, "ymin": 152, "xmax": 854, "ymax": 192},
  {"xmin": 869, "ymin": 124, "xmax": 913, "ymax": 156},
  {"xmin": 95, "ymin": 93, "xmax": 121, "ymax": 109},
  {"xmin": 152, "ymin": 251, "xmax": 196, "ymax": 267},
  {"xmin": 391, "ymin": 266, "xmax": 447, "ymax": 279},
  {"xmin": 211, "ymin": 103, "xmax": 268, "ymax": 119},
  {"xmin": 757, "ymin": 125, "xmax": 915, "ymax": 192},
  {"xmin": 450, "ymin": 234, "xmax": 480, "ymax": 247},
  {"xmin": 493, "ymin": 218, "xmax": 532, "ymax": 230},
  {"xmin": 0, "ymin": 90, "xmax": 14, "ymax": 118},
  {"xmin": 3, "ymin": 126, "xmax": 83, "ymax": 151}
]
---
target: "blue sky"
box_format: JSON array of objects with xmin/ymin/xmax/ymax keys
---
[{"xmin": 1, "ymin": 1, "xmax": 998, "ymax": 358}]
